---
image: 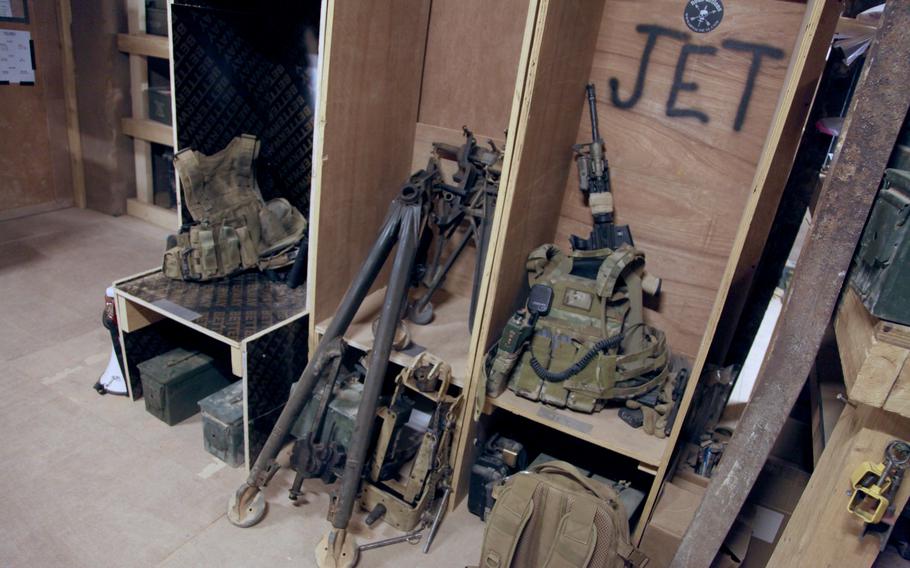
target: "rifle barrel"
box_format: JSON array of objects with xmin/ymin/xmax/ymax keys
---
[{"xmin": 586, "ymin": 84, "xmax": 601, "ymax": 142}]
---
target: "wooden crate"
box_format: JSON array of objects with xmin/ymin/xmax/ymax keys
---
[
  {"xmin": 836, "ymin": 286, "xmax": 910, "ymax": 417},
  {"xmin": 307, "ymin": 0, "xmax": 834, "ymax": 541}
]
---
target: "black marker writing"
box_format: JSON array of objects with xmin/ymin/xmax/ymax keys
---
[
  {"xmin": 609, "ymin": 24, "xmax": 689, "ymax": 109},
  {"xmin": 722, "ymin": 39, "xmax": 785, "ymax": 131},
  {"xmin": 667, "ymin": 44, "xmax": 717, "ymax": 124}
]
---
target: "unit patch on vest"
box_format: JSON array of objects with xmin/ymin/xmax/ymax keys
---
[
  {"xmin": 564, "ymin": 288, "xmax": 593, "ymax": 311},
  {"xmin": 683, "ymin": 0, "xmax": 724, "ymax": 33}
]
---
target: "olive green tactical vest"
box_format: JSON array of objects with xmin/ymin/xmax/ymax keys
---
[
  {"xmin": 163, "ymin": 135, "xmax": 307, "ymax": 281},
  {"xmin": 490, "ymin": 244, "xmax": 669, "ymax": 414}
]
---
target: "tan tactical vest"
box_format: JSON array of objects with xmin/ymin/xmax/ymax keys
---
[
  {"xmin": 479, "ymin": 461, "xmax": 646, "ymax": 568},
  {"xmin": 488, "ymin": 244, "xmax": 669, "ymax": 414},
  {"xmin": 163, "ymin": 134, "xmax": 307, "ymax": 281}
]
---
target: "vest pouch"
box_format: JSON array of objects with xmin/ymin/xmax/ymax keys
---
[
  {"xmin": 163, "ymin": 246, "xmax": 185, "ymax": 279},
  {"xmin": 539, "ymin": 336, "xmax": 574, "ymax": 408},
  {"xmin": 218, "ymin": 225, "xmax": 243, "ymax": 276},
  {"xmin": 511, "ymin": 331, "xmax": 551, "ymax": 401},
  {"xmin": 259, "ymin": 198, "xmax": 307, "ymax": 256},
  {"xmin": 189, "ymin": 226, "xmax": 219, "ymax": 280},
  {"xmin": 561, "ymin": 343, "xmax": 615, "ymax": 413}
]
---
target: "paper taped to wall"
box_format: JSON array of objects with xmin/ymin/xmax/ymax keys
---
[{"xmin": 0, "ymin": 29, "xmax": 34, "ymax": 84}]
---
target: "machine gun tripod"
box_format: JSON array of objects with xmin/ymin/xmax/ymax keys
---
[
  {"xmin": 226, "ymin": 129, "xmax": 500, "ymax": 568},
  {"xmin": 409, "ymin": 127, "xmax": 501, "ymax": 329}
]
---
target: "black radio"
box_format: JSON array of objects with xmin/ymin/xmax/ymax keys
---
[{"xmin": 468, "ymin": 434, "xmax": 527, "ymax": 520}]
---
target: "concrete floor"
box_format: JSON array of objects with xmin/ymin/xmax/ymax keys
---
[{"xmin": 0, "ymin": 208, "xmax": 483, "ymax": 568}]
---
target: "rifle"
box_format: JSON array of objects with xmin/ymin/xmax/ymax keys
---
[{"xmin": 570, "ymin": 84, "xmax": 633, "ymax": 251}]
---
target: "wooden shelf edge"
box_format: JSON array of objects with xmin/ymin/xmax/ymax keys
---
[
  {"xmin": 117, "ymin": 32, "xmax": 170, "ymax": 59},
  {"xmin": 315, "ymin": 287, "xmax": 473, "ymax": 388},
  {"xmin": 122, "ymin": 117, "xmax": 174, "ymax": 146},
  {"xmin": 114, "ymin": 287, "xmax": 241, "ymax": 349},
  {"xmin": 126, "ymin": 197, "xmax": 177, "ymax": 231},
  {"xmin": 487, "ymin": 390, "xmax": 666, "ymax": 469}
]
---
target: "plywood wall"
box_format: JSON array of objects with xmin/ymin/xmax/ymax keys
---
[
  {"xmin": 0, "ymin": 1, "xmax": 74, "ymax": 218},
  {"xmin": 418, "ymin": 0, "xmax": 530, "ymax": 140},
  {"xmin": 410, "ymin": 0, "xmax": 531, "ymax": 299},
  {"xmin": 310, "ymin": 0, "xmax": 431, "ymax": 325},
  {"xmin": 555, "ymin": 0, "xmax": 807, "ymax": 358}
]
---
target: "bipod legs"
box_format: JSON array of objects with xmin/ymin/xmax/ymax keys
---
[
  {"xmin": 227, "ymin": 194, "xmax": 417, "ymax": 528},
  {"xmin": 320, "ymin": 198, "xmax": 424, "ymax": 562}
]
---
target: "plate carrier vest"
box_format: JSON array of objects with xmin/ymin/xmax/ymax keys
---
[
  {"xmin": 484, "ymin": 243, "xmax": 669, "ymax": 415},
  {"xmin": 163, "ymin": 134, "xmax": 307, "ymax": 282}
]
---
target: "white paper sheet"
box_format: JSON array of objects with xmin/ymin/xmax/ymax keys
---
[
  {"xmin": 0, "ymin": 29, "xmax": 34, "ymax": 84},
  {"xmin": 0, "ymin": 0, "xmax": 13, "ymax": 19}
]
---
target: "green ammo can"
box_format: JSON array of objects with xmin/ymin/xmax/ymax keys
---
[
  {"xmin": 198, "ymin": 381, "xmax": 245, "ymax": 467},
  {"xmin": 850, "ymin": 169, "xmax": 910, "ymax": 326},
  {"xmin": 138, "ymin": 348, "xmax": 231, "ymax": 426}
]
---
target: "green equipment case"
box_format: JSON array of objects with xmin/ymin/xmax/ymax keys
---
[
  {"xmin": 138, "ymin": 348, "xmax": 231, "ymax": 426},
  {"xmin": 851, "ymin": 169, "xmax": 910, "ymax": 326},
  {"xmin": 198, "ymin": 381, "xmax": 245, "ymax": 467},
  {"xmin": 290, "ymin": 379, "xmax": 362, "ymax": 447}
]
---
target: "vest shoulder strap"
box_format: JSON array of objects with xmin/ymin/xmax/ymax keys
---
[
  {"xmin": 174, "ymin": 148, "xmax": 203, "ymax": 218},
  {"xmin": 595, "ymin": 245, "xmax": 644, "ymax": 299},
  {"xmin": 231, "ymin": 134, "xmax": 260, "ymax": 188}
]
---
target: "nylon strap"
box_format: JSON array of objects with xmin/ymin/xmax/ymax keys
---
[
  {"xmin": 617, "ymin": 541, "xmax": 649, "ymax": 568},
  {"xmin": 482, "ymin": 473, "xmax": 538, "ymax": 568},
  {"xmin": 174, "ymin": 148, "xmax": 203, "ymax": 217},
  {"xmin": 544, "ymin": 501, "xmax": 598, "ymax": 568},
  {"xmin": 595, "ymin": 246, "xmax": 643, "ymax": 299},
  {"xmin": 530, "ymin": 461, "xmax": 619, "ymax": 503},
  {"xmin": 232, "ymin": 134, "xmax": 259, "ymax": 187}
]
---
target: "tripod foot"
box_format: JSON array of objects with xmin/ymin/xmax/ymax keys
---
[
  {"xmin": 316, "ymin": 528, "xmax": 359, "ymax": 568},
  {"xmin": 227, "ymin": 484, "xmax": 267, "ymax": 528},
  {"xmin": 408, "ymin": 301, "xmax": 434, "ymax": 325}
]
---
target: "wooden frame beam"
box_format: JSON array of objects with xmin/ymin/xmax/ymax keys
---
[
  {"xmin": 670, "ymin": 2, "xmax": 910, "ymax": 565},
  {"xmin": 116, "ymin": 32, "xmax": 169, "ymax": 59}
]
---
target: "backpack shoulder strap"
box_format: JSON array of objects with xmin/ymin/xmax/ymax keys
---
[
  {"xmin": 481, "ymin": 473, "xmax": 539, "ymax": 568},
  {"xmin": 544, "ymin": 499, "xmax": 598, "ymax": 568}
]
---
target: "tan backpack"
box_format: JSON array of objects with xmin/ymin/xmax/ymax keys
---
[{"xmin": 479, "ymin": 461, "xmax": 647, "ymax": 568}]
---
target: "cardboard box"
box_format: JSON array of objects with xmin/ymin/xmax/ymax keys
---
[{"xmin": 640, "ymin": 481, "xmax": 706, "ymax": 568}]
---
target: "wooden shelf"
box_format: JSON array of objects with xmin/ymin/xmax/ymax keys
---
[
  {"xmin": 835, "ymin": 287, "xmax": 910, "ymax": 417},
  {"xmin": 117, "ymin": 32, "xmax": 170, "ymax": 59},
  {"xmin": 122, "ymin": 117, "xmax": 173, "ymax": 146},
  {"xmin": 487, "ymin": 390, "xmax": 667, "ymax": 469},
  {"xmin": 315, "ymin": 287, "xmax": 471, "ymax": 388}
]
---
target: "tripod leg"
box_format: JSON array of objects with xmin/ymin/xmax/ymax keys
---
[
  {"xmin": 409, "ymin": 225, "xmax": 474, "ymax": 325},
  {"xmin": 318, "ymin": 201, "xmax": 423, "ymax": 565},
  {"xmin": 228, "ymin": 205, "xmax": 403, "ymax": 528},
  {"xmin": 470, "ymin": 192, "xmax": 495, "ymax": 330}
]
